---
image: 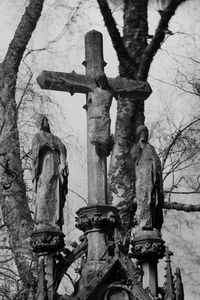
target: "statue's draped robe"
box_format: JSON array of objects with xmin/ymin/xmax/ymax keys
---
[
  {"xmin": 131, "ymin": 142, "xmax": 164, "ymax": 231},
  {"xmin": 32, "ymin": 130, "xmax": 68, "ymax": 231}
]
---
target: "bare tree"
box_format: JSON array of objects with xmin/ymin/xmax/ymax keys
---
[
  {"xmin": 0, "ymin": 0, "xmax": 45, "ymax": 296},
  {"xmin": 1, "ymin": 0, "xmax": 200, "ymax": 298},
  {"xmin": 96, "ymin": 0, "xmax": 196, "ymax": 211}
]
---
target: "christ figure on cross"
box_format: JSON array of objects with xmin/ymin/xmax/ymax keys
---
[{"xmin": 82, "ymin": 71, "xmax": 114, "ymax": 157}]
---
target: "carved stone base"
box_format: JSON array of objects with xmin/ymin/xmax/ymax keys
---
[
  {"xmin": 76, "ymin": 205, "xmax": 120, "ymax": 232},
  {"xmin": 30, "ymin": 230, "xmax": 65, "ymax": 255},
  {"xmin": 131, "ymin": 229, "xmax": 165, "ymax": 260}
]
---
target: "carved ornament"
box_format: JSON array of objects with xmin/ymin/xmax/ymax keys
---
[
  {"xmin": 132, "ymin": 239, "xmax": 165, "ymax": 260},
  {"xmin": 76, "ymin": 205, "xmax": 120, "ymax": 232},
  {"xmin": 131, "ymin": 229, "xmax": 165, "ymax": 260},
  {"xmin": 30, "ymin": 230, "xmax": 65, "ymax": 254}
]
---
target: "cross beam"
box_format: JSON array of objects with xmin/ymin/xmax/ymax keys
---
[
  {"xmin": 37, "ymin": 30, "xmax": 152, "ymax": 206},
  {"xmin": 37, "ymin": 70, "xmax": 151, "ymax": 99}
]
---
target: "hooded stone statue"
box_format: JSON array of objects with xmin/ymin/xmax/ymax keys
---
[
  {"xmin": 32, "ymin": 114, "xmax": 68, "ymax": 232},
  {"xmin": 131, "ymin": 125, "xmax": 164, "ymax": 231}
]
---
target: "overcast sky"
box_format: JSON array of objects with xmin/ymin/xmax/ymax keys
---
[{"xmin": 0, "ymin": 1, "xmax": 200, "ymax": 298}]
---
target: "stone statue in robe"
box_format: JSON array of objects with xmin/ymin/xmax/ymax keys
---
[
  {"xmin": 32, "ymin": 114, "xmax": 68, "ymax": 232},
  {"xmin": 131, "ymin": 125, "xmax": 164, "ymax": 231}
]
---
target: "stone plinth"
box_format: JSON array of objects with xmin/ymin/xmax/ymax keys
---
[
  {"xmin": 30, "ymin": 230, "xmax": 65, "ymax": 300},
  {"xmin": 30, "ymin": 230, "xmax": 65, "ymax": 255},
  {"xmin": 76, "ymin": 205, "xmax": 120, "ymax": 232},
  {"xmin": 131, "ymin": 229, "xmax": 165, "ymax": 260},
  {"xmin": 76, "ymin": 205, "xmax": 120, "ymax": 289},
  {"xmin": 131, "ymin": 229, "xmax": 165, "ymax": 297}
]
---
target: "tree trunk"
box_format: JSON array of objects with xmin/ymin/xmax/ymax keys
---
[
  {"xmin": 122, "ymin": 0, "xmax": 148, "ymax": 78},
  {"xmin": 108, "ymin": 0, "xmax": 148, "ymax": 209},
  {"xmin": 106, "ymin": 0, "xmax": 185, "ymax": 213},
  {"xmin": 0, "ymin": 0, "xmax": 45, "ymax": 289}
]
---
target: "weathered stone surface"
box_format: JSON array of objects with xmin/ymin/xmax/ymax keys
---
[
  {"xmin": 86, "ymin": 74, "xmax": 112, "ymax": 154},
  {"xmin": 131, "ymin": 125, "xmax": 164, "ymax": 231},
  {"xmin": 36, "ymin": 31, "xmax": 152, "ymax": 207},
  {"xmin": 32, "ymin": 114, "xmax": 68, "ymax": 232},
  {"xmin": 37, "ymin": 70, "xmax": 152, "ymax": 99},
  {"xmin": 36, "ymin": 30, "xmax": 156, "ymax": 300},
  {"xmin": 76, "ymin": 205, "xmax": 120, "ymax": 232},
  {"xmin": 131, "ymin": 229, "xmax": 165, "ymax": 260},
  {"xmin": 30, "ymin": 230, "xmax": 65, "ymax": 254}
]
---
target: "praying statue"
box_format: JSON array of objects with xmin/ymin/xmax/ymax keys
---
[
  {"xmin": 32, "ymin": 114, "xmax": 68, "ymax": 232},
  {"xmin": 131, "ymin": 125, "xmax": 164, "ymax": 231}
]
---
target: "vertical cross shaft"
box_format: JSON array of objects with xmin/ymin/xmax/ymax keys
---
[{"xmin": 84, "ymin": 30, "xmax": 107, "ymax": 205}]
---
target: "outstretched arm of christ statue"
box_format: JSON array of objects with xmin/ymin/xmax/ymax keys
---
[
  {"xmin": 37, "ymin": 71, "xmax": 152, "ymax": 100},
  {"xmin": 37, "ymin": 71, "xmax": 151, "ymax": 159}
]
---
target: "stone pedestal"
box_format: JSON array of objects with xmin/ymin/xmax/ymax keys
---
[
  {"xmin": 76, "ymin": 205, "xmax": 119, "ymax": 288},
  {"xmin": 142, "ymin": 260, "xmax": 158, "ymax": 295},
  {"xmin": 30, "ymin": 230, "xmax": 65, "ymax": 300},
  {"xmin": 76, "ymin": 205, "xmax": 119, "ymax": 232},
  {"xmin": 30, "ymin": 230, "xmax": 65, "ymax": 255},
  {"xmin": 131, "ymin": 229, "xmax": 165, "ymax": 297}
]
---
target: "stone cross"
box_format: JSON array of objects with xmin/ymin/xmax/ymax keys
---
[{"xmin": 37, "ymin": 30, "xmax": 151, "ymax": 206}]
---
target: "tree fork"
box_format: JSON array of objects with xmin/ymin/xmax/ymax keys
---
[
  {"xmin": 137, "ymin": 0, "xmax": 186, "ymax": 81},
  {"xmin": 97, "ymin": 0, "xmax": 137, "ymax": 78}
]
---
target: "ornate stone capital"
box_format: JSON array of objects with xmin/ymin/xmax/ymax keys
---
[
  {"xmin": 131, "ymin": 229, "xmax": 165, "ymax": 260},
  {"xmin": 76, "ymin": 205, "xmax": 120, "ymax": 232},
  {"xmin": 30, "ymin": 230, "xmax": 65, "ymax": 254}
]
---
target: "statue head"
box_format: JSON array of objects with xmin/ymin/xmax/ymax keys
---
[
  {"xmin": 36, "ymin": 114, "xmax": 50, "ymax": 132},
  {"xmin": 136, "ymin": 125, "xmax": 149, "ymax": 142},
  {"xmin": 95, "ymin": 72, "xmax": 108, "ymax": 89}
]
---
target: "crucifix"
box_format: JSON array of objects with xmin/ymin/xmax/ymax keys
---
[
  {"xmin": 37, "ymin": 30, "xmax": 151, "ymax": 207},
  {"xmin": 36, "ymin": 29, "xmax": 152, "ymax": 299}
]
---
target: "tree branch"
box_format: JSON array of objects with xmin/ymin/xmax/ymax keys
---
[
  {"xmin": 96, "ymin": 0, "xmax": 135, "ymax": 73},
  {"xmin": 17, "ymin": 73, "xmax": 33, "ymax": 110},
  {"xmin": 0, "ymin": 0, "xmax": 45, "ymax": 289},
  {"xmin": 3, "ymin": 0, "xmax": 45, "ymax": 73},
  {"xmin": 161, "ymin": 117, "xmax": 200, "ymax": 170},
  {"xmin": 137, "ymin": 0, "xmax": 186, "ymax": 80},
  {"xmin": 68, "ymin": 188, "xmax": 88, "ymax": 205},
  {"xmin": 163, "ymin": 201, "xmax": 200, "ymax": 212}
]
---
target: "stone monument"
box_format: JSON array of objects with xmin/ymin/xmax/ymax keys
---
[
  {"xmin": 34, "ymin": 30, "xmax": 184, "ymax": 300},
  {"xmin": 130, "ymin": 124, "xmax": 165, "ymax": 296},
  {"xmin": 31, "ymin": 114, "xmax": 68, "ymax": 300},
  {"xmin": 130, "ymin": 124, "xmax": 163, "ymax": 231},
  {"xmin": 32, "ymin": 114, "xmax": 68, "ymax": 232}
]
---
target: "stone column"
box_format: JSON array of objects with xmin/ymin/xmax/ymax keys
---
[
  {"xmin": 131, "ymin": 229, "xmax": 165, "ymax": 297},
  {"xmin": 76, "ymin": 205, "xmax": 119, "ymax": 289},
  {"xmin": 84, "ymin": 30, "xmax": 108, "ymax": 205},
  {"xmin": 30, "ymin": 230, "xmax": 65, "ymax": 300}
]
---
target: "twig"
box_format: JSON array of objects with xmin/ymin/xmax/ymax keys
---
[
  {"xmin": 96, "ymin": 0, "xmax": 135, "ymax": 72},
  {"xmin": 138, "ymin": 0, "xmax": 186, "ymax": 80},
  {"xmin": 68, "ymin": 188, "xmax": 88, "ymax": 204}
]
